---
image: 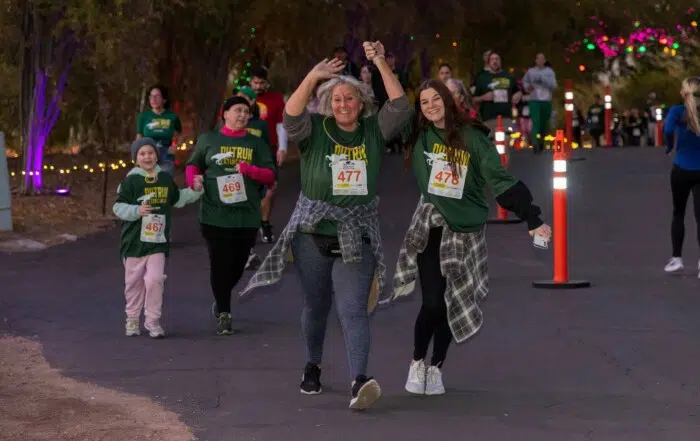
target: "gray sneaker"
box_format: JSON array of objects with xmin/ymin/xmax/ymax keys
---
[{"xmin": 217, "ymin": 312, "xmax": 233, "ymax": 335}]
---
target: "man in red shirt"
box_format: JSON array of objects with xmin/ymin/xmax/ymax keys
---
[{"xmin": 249, "ymin": 67, "xmax": 287, "ymax": 243}]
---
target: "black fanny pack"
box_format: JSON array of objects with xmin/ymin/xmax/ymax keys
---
[{"xmin": 312, "ymin": 234, "xmax": 371, "ymax": 258}]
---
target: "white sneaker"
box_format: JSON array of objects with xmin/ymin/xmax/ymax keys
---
[
  {"xmin": 405, "ymin": 359, "xmax": 426, "ymax": 394},
  {"xmin": 425, "ymin": 365, "xmax": 446, "ymax": 395},
  {"xmin": 125, "ymin": 318, "xmax": 140, "ymax": 337},
  {"xmin": 697, "ymin": 260, "xmax": 700, "ymax": 279},
  {"xmin": 145, "ymin": 322, "xmax": 165, "ymax": 339},
  {"xmin": 664, "ymin": 257, "xmax": 684, "ymax": 273}
]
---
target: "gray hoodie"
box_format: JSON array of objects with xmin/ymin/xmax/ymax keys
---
[{"xmin": 522, "ymin": 66, "xmax": 557, "ymax": 101}]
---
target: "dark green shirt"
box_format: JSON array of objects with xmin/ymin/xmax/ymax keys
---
[
  {"xmin": 186, "ymin": 131, "xmax": 274, "ymax": 228},
  {"xmin": 411, "ymin": 124, "xmax": 518, "ymax": 232},
  {"xmin": 474, "ymin": 71, "xmax": 519, "ymax": 122},
  {"xmin": 283, "ymin": 96, "xmax": 412, "ymax": 236},
  {"xmin": 136, "ymin": 109, "xmax": 182, "ymax": 160}
]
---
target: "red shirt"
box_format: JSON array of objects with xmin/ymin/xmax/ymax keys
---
[{"xmin": 255, "ymin": 91, "xmax": 285, "ymax": 147}]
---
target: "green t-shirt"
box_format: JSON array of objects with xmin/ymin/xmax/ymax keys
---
[
  {"xmin": 136, "ymin": 109, "xmax": 182, "ymax": 160},
  {"xmin": 411, "ymin": 124, "xmax": 518, "ymax": 232},
  {"xmin": 116, "ymin": 170, "xmax": 180, "ymax": 258},
  {"xmin": 474, "ymin": 71, "xmax": 519, "ymax": 122},
  {"xmin": 298, "ymin": 114, "xmax": 386, "ymax": 236},
  {"xmin": 186, "ymin": 131, "xmax": 274, "ymax": 228},
  {"xmin": 246, "ymin": 118, "xmax": 271, "ymax": 146}
]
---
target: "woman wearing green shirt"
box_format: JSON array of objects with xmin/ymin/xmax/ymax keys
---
[
  {"xmin": 241, "ymin": 42, "xmax": 412, "ymax": 410},
  {"xmin": 390, "ymin": 79, "xmax": 551, "ymax": 396},
  {"xmin": 137, "ymin": 84, "xmax": 183, "ymax": 175}
]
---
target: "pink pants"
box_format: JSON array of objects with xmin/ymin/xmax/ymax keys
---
[{"xmin": 123, "ymin": 253, "xmax": 166, "ymax": 328}]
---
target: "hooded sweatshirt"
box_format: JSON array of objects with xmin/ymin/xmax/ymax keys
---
[
  {"xmin": 113, "ymin": 165, "xmax": 202, "ymax": 258},
  {"xmin": 522, "ymin": 66, "xmax": 557, "ymax": 102}
]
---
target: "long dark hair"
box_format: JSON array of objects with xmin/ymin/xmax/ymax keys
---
[
  {"xmin": 146, "ymin": 84, "xmax": 171, "ymax": 109},
  {"xmin": 404, "ymin": 79, "xmax": 487, "ymax": 172}
]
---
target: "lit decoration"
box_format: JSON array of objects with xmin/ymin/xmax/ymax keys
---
[
  {"xmin": 232, "ymin": 27, "xmax": 257, "ymax": 91},
  {"xmin": 565, "ymin": 12, "xmax": 700, "ymax": 62}
]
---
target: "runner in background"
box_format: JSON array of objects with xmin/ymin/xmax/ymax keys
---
[
  {"xmin": 136, "ymin": 84, "xmax": 182, "ymax": 175},
  {"xmin": 250, "ymin": 67, "xmax": 288, "ymax": 243},
  {"xmin": 472, "ymin": 52, "xmax": 522, "ymax": 137},
  {"xmin": 521, "ymin": 53, "xmax": 557, "ymax": 154},
  {"xmin": 586, "ymin": 95, "xmax": 605, "ymax": 147},
  {"xmin": 438, "ymin": 63, "xmax": 452, "ymax": 83}
]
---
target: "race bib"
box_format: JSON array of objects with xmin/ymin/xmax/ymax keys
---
[
  {"xmin": 522, "ymin": 106, "xmax": 530, "ymax": 117},
  {"xmin": 573, "ymin": 119, "xmax": 579, "ymax": 127},
  {"xmin": 140, "ymin": 214, "xmax": 166, "ymax": 243},
  {"xmin": 332, "ymin": 160, "xmax": 368, "ymax": 196},
  {"xmin": 427, "ymin": 160, "xmax": 467, "ymax": 199},
  {"xmin": 591, "ymin": 115, "xmax": 599, "ymax": 124},
  {"xmin": 493, "ymin": 89, "xmax": 509, "ymax": 103},
  {"xmin": 633, "ymin": 128, "xmax": 641, "ymax": 136},
  {"xmin": 216, "ymin": 174, "xmax": 247, "ymax": 204}
]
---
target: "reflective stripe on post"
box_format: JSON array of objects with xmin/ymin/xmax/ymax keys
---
[
  {"xmin": 655, "ymin": 108, "xmax": 663, "ymax": 147},
  {"xmin": 487, "ymin": 115, "xmax": 523, "ymax": 225},
  {"xmin": 604, "ymin": 85, "xmax": 612, "ymax": 147},
  {"xmin": 564, "ymin": 80, "xmax": 574, "ymax": 157}
]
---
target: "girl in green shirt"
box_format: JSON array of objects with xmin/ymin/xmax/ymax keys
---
[{"xmin": 392, "ymin": 79, "xmax": 551, "ymax": 396}]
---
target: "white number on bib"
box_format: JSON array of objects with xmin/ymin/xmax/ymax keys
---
[
  {"xmin": 140, "ymin": 214, "xmax": 166, "ymax": 243},
  {"xmin": 217, "ymin": 174, "xmax": 247, "ymax": 204},
  {"xmin": 522, "ymin": 106, "xmax": 530, "ymax": 117},
  {"xmin": 493, "ymin": 89, "xmax": 509, "ymax": 103},
  {"xmin": 591, "ymin": 115, "xmax": 599, "ymax": 123},
  {"xmin": 428, "ymin": 160, "xmax": 467, "ymax": 199},
  {"xmin": 633, "ymin": 128, "xmax": 641, "ymax": 136},
  {"xmin": 332, "ymin": 160, "xmax": 368, "ymax": 196}
]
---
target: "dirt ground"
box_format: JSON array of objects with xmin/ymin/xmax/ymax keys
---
[{"xmin": 0, "ymin": 336, "xmax": 195, "ymax": 441}]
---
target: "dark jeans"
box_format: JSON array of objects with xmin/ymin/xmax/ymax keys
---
[
  {"xmin": 291, "ymin": 232, "xmax": 376, "ymax": 380},
  {"xmin": 413, "ymin": 227, "xmax": 452, "ymax": 367},
  {"xmin": 670, "ymin": 165, "xmax": 700, "ymax": 257},
  {"xmin": 201, "ymin": 224, "xmax": 257, "ymax": 313}
]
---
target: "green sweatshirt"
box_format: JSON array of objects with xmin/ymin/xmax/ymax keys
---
[{"xmin": 113, "ymin": 166, "xmax": 202, "ymax": 258}]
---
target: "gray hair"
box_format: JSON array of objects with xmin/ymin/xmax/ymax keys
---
[
  {"xmin": 316, "ymin": 75, "xmax": 376, "ymax": 119},
  {"xmin": 445, "ymin": 78, "xmax": 468, "ymax": 99}
]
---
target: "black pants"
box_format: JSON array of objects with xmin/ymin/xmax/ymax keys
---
[
  {"xmin": 201, "ymin": 224, "xmax": 257, "ymax": 313},
  {"xmin": 414, "ymin": 227, "xmax": 452, "ymax": 367},
  {"xmin": 670, "ymin": 165, "xmax": 700, "ymax": 257}
]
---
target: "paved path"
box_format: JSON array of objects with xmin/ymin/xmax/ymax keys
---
[{"xmin": 2, "ymin": 148, "xmax": 700, "ymax": 441}]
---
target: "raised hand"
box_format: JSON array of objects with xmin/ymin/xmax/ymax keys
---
[
  {"xmin": 309, "ymin": 58, "xmax": 345, "ymax": 81},
  {"xmin": 363, "ymin": 41, "xmax": 386, "ymax": 62}
]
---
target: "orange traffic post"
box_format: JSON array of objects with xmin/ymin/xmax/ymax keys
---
[
  {"xmin": 655, "ymin": 108, "xmax": 663, "ymax": 147},
  {"xmin": 488, "ymin": 115, "xmax": 523, "ymax": 225},
  {"xmin": 604, "ymin": 85, "xmax": 613, "ymax": 147},
  {"xmin": 533, "ymin": 130, "xmax": 591, "ymax": 290}
]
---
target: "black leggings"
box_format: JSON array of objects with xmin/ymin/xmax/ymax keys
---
[
  {"xmin": 414, "ymin": 227, "xmax": 452, "ymax": 367},
  {"xmin": 670, "ymin": 165, "xmax": 700, "ymax": 257},
  {"xmin": 201, "ymin": 224, "xmax": 257, "ymax": 314}
]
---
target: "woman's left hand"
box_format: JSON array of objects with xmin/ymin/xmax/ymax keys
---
[{"xmin": 529, "ymin": 223, "xmax": 552, "ymax": 241}]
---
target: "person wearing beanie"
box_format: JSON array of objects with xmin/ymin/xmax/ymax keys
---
[
  {"xmin": 136, "ymin": 84, "xmax": 182, "ymax": 175},
  {"xmin": 185, "ymin": 95, "xmax": 276, "ymax": 335},
  {"xmin": 113, "ymin": 137, "xmax": 203, "ymax": 339}
]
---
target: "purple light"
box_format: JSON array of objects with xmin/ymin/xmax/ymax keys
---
[{"xmin": 55, "ymin": 187, "xmax": 70, "ymax": 195}]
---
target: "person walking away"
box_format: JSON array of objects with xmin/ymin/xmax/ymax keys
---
[
  {"xmin": 185, "ymin": 96, "xmax": 276, "ymax": 335},
  {"xmin": 663, "ymin": 77, "xmax": 700, "ymax": 276},
  {"xmin": 586, "ymin": 95, "xmax": 605, "ymax": 147},
  {"xmin": 136, "ymin": 85, "xmax": 183, "ymax": 175},
  {"xmin": 241, "ymin": 42, "xmax": 412, "ymax": 410},
  {"xmin": 114, "ymin": 138, "xmax": 203, "ymax": 338},
  {"xmin": 387, "ymin": 79, "xmax": 550, "ymax": 395},
  {"xmin": 521, "ymin": 53, "xmax": 557, "ymax": 154}
]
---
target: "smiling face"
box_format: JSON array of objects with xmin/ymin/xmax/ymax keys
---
[
  {"xmin": 223, "ymin": 103, "xmax": 251, "ymax": 130},
  {"xmin": 136, "ymin": 145, "xmax": 158, "ymax": 172},
  {"xmin": 331, "ymin": 83, "xmax": 363, "ymax": 128},
  {"xmin": 419, "ymin": 87, "xmax": 446, "ymax": 126}
]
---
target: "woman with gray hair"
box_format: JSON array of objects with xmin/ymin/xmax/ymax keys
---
[
  {"xmin": 445, "ymin": 78, "xmax": 477, "ymax": 118},
  {"xmin": 241, "ymin": 41, "xmax": 411, "ymax": 410}
]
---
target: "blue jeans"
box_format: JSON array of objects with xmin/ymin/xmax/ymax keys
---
[{"xmin": 291, "ymin": 232, "xmax": 376, "ymax": 380}]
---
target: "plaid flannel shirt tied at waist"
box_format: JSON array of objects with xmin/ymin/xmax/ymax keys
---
[
  {"xmin": 383, "ymin": 196, "xmax": 489, "ymax": 343},
  {"xmin": 240, "ymin": 193, "xmax": 386, "ymax": 297}
]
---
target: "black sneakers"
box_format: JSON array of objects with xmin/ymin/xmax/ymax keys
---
[
  {"xmin": 349, "ymin": 375, "xmax": 381, "ymax": 410},
  {"xmin": 261, "ymin": 222, "xmax": 275, "ymax": 244},
  {"xmin": 300, "ymin": 363, "xmax": 322, "ymax": 395}
]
